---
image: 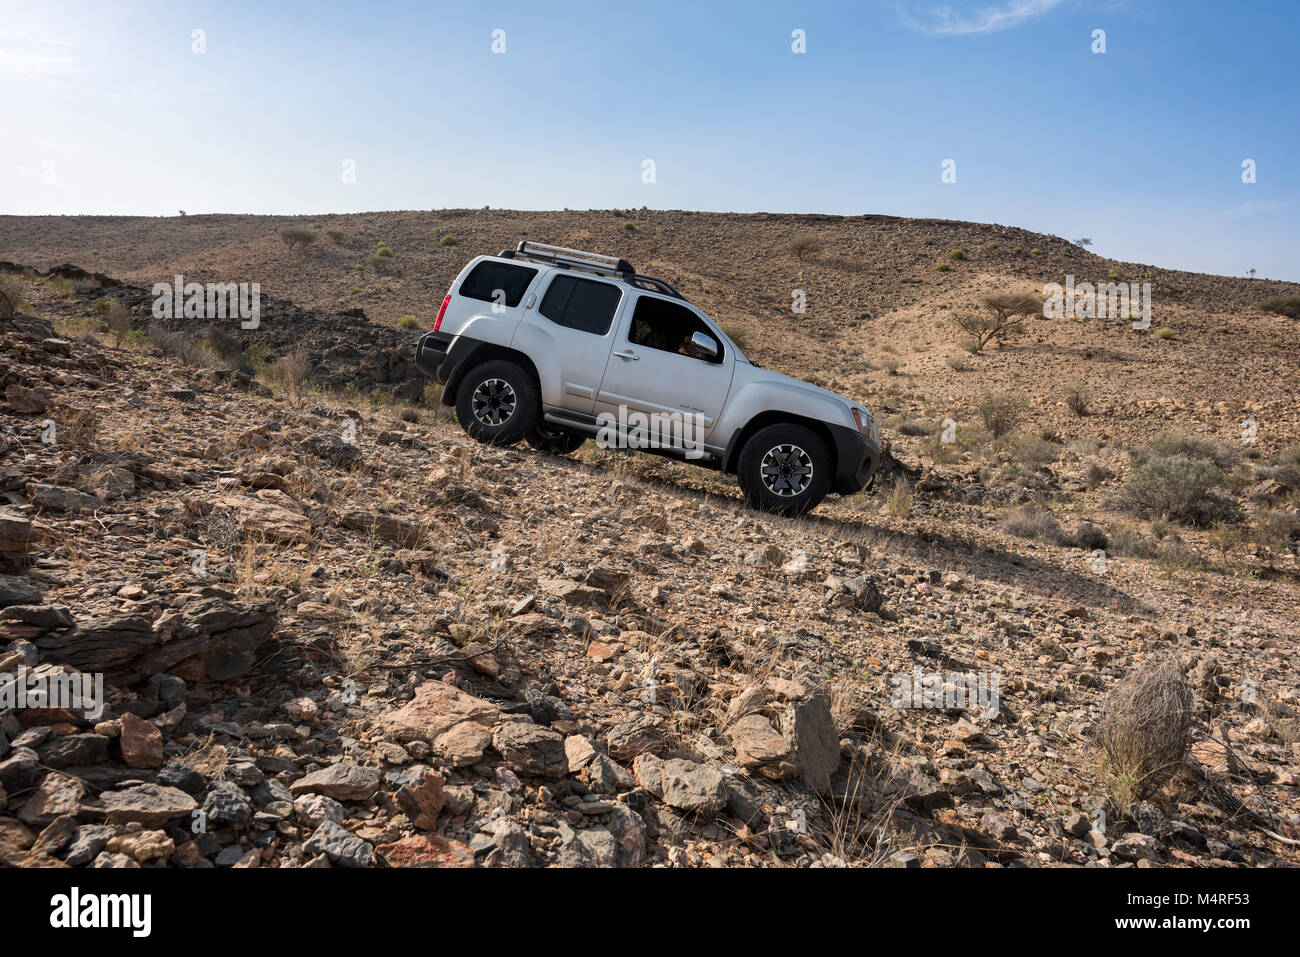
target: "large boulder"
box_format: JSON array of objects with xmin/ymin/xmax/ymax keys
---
[
  {"xmin": 0, "ymin": 508, "xmax": 32, "ymax": 572},
  {"xmin": 380, "ymin": 681, "xmax": 500, "ymax": 767}
]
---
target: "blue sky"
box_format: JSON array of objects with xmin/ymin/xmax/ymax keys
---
[{"xmin": 2, "ymin": 0, "xmax": 1297, "ymax": 279}]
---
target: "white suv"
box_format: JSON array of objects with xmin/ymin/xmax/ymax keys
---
[{"xmin": 415, "ymin": 242, "xmax": 880, "ymax": 515}]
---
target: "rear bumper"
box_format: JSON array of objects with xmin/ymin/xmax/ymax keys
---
[
  {"xmin": 827, "ymin": 423, "xmax": 880, "ymax": 495},
  {"xmin": 415, "ymin": 330, "xmax": 455, "ymax": 381}
]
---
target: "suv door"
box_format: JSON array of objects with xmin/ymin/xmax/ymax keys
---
[
  {"xmin": 513, "ymin": 272, "xmax": 625, "ymax": 415},
  {"xmin": 595, "ymin": 292, "xmax": 735, "ymax": 448}
]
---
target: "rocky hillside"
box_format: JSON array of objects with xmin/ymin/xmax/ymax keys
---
[
  {"xmin": 1, "ymin": 212, "xmax": 1298, "ymax": 869},
  {"xmin": 2, "ymin": 209, "xmax": 1297, "ymax": 458}
]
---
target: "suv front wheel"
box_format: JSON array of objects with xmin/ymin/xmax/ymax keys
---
[
  {"xmin": 454, "ymin": 360, "xmax": 539, "ymax": 446},
  {"xmin": 737, "ymin": 423, "xmax": 833, "ymax": 516}
]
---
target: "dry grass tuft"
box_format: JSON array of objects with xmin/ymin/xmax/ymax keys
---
[{"xmin": 1095, "ymin": 654, "xmax": 1193, "ymax": 807}]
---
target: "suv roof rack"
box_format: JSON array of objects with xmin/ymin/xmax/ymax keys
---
[{"xmin": 500, "ymin": 241, "xmax": 685, "ymax": 301}]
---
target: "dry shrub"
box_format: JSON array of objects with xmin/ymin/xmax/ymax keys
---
[
  {"xmin": 0, "ymin": 273, "xmax": 27, "ymax": 320},
  {"xmin": 949, "ymin": 292, "xmax": 1040, "ymax": 353},
  {"xmin": 1109, "ymin": 454, "xmax": 1235, "ymax": 526},
  {"xmin": 205, "ymin": 322, "xmax": 242, "ymax": 363},
  {"xmin": 1063, "ymin": 383, "xmax": 1090, "ymax": 416},
  {"xmin": 108, "ymin": 304, "xmax": 131, "ymax": 347},
  {"xmin": 1132, "ymin": 431, "xmax": 1236, "ymax": 470},
  {"xmin": 1251, "ymin": 507, "xmax": 1300, "ymax": 552},
  {"xmin": 1095, "ymin": 654, "xmax": 1193, "ymax": 805},
  {"xmin": 1008, "ymin": 434, "xmax": 1059, "ymax": 466},
  {"xmin": 150, "ymin": 323, "xmax": 185, "ymax": 359},
  {"xmin": 1263, "ymin": 446, "xmax": 1300, "ymax": 490},
  {"xmin": 151, "ymin": 321, "xmax": 213, "ymax": 366},
  {"xmin": 279, "ymin": 226, "xmax": 318, "ymax": 249},
  {"xmin": 1000, "ymin": 505, "xmax": 1067, "ymax": 544},
  {"xmin": 1082, "ymin": 461, "xmax": 1110, "ymax": 490},
  {"xmin": 276, "ymin": 347, "xmax": 311, "ymax": 403},
  {"xmin": 884, "ymin": 479, "xmax": 912, "ymax": 517},
  {"xmin": 51, "ymin": 405, "xmax": 98, "ymax": 448},
  {"xmin": 784, "ymin": 233, "xmax": 825, "ymax": 261},
  {"xmin": 1073, "ymin": 521, "xmax": 1108, "ymax": 551},
  {"xmin": 974, "ymin": 392, "xmax": 1021, "ymax": 438},
  {"xmin": 1259, "ymin": 295, "xmax": 1300, "ymax": 320}
]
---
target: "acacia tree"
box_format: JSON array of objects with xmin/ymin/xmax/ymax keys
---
[
  {"xmin": 784, "ymin": 233, "xmax": 825, "ymax": 262},
  {"xmin": 279, "ymin": 227, "xmax": 319, "ymax": 249},
  {"xmin": 950, "ymin": 292, "xmax": 1042, "ymax": 353}
]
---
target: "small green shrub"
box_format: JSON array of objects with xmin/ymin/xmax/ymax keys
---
[
  {"xmin": 439, "ymin": 234, "xmax": 458, "ymax": 247},
  {"xmin": 1109, "ymin": 455, "xmax": 1235, "ymax": 525},
  {"xmin": 244, "ymin": 342, "xmax": 272, "ymax": 370},
  {"xmin": 1133, "ymin": 432, "xmax": 1236, "ymax": 470},
  {"xmin": 279, "ymin": 226, "xmax": 318, "ymax": 249},
  {"xmin": 1263, "ymin": 446, "xmax": 1300, "ymax": 490},
  {"xmin": 1259, "ymin": 296, "xmax": 1300, "ymax": 319},
  {"xmin": 398, "ymin": 315, "xmax": 421, "ymax": 330},
  {"xmin": 1008, "ymin": 433, "xmax": 1059, "ymax": 467}
]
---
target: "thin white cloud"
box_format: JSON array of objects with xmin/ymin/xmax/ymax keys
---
[
  {"xmin": 1228, "ymin": 200, "xmax": 1285, "ymax": 219},
  {"xmin": 0, "ymin": 51, "xmax": 80, "ymax": 74},
  {"xmin": 898, "ymin": 0, "xmax": 1067, "ymax": 36}
]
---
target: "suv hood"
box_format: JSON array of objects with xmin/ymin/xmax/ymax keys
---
[{"xmin": 742, "ymin": 360, "xmax": 859, "ymax": 409}]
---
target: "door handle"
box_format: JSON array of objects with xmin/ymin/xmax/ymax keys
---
[{"xmin": 613, "ymin": 350, "xmax": 638, "ymax": 360}]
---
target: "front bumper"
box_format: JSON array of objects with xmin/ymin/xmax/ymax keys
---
[{"xmin": 827, "ymin": 423, "xmax": 880, "ymax": 495}]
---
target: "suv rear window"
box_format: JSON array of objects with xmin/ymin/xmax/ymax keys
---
[
  {"xmin": 458, "ymin": 260, "xmax": 537, "ymax": 307},
  {"xmin": 539, "ymin": 274, "xmax": 621, "ymax": 335}
]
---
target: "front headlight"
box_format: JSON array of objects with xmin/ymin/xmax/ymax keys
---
[{"xmin": 851, "ymin": 407, "xmax": 878, "ymax": 442}]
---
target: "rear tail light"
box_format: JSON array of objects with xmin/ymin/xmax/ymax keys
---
[{"xmin": 433, "ymin": 294, "xmax": 451, "ymax": 331}]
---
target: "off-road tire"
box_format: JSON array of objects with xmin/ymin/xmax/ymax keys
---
[
  {"xmin": 736, "ymin": 423, "xmax": 833, "ymax": 516},
  {"xmin": 454, "ymin": 360, "xmax": 538, "ymax": 446}
]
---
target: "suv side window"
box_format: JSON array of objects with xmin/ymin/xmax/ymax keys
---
[
  {"xmin": 628, "ymin": 295, "xmax": 723, "ymax": 363},
  {"xmin": 539, "ymin": 274, "xmax": 621, "ymax": 335},
  {"xmin": 459, "ymin": 260, "xmax": 538, "ymax": 307}
]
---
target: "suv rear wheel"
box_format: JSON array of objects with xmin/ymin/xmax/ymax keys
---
[
  {"xmin": 736, "ymin": 423, "xmax": 833, "ymax": 516},
  {"xmin": 526, "ymin": 423, "xmax": 587, "ymax": 455},
  {"xmin": 455, "ymin": 360, "xmax": 538, "ymax": 445}
]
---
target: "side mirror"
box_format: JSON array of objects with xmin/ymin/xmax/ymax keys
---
[{"xmin": 683, "ymin": 330, "xmax": 719, "ymax": 361}]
